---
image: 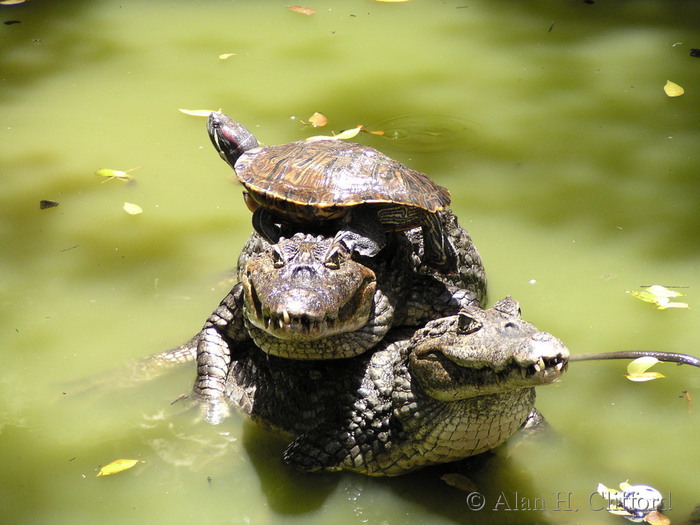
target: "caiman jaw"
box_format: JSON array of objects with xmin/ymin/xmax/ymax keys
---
[
  {"xmin": 410, "ymin": 324, "xmax": 570, "ymax": 402},
  {"xmin": 243, "ymin": 274, "xmax": 377, "ymax": 341}
]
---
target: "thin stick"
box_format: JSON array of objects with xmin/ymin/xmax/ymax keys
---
[{"xmin": 570, "ymin": 350, "xmax": 700, "ymax": 368}]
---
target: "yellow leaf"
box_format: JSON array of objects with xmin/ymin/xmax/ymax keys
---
[
  {"xmin": 218, "ymin": 53, "xmax": 237, "ymax": 60},
  {"xmin": 657, "ymin": 301, "xmax": 690, "ymax": 310},
  {"xmin": 627, "ymin": 357, "xmax": 659, "ymax": 376},
  {"xmin": 625, "ymin": 372, "xmax": 666, "ymax": 382},
  {"xmin": 306, "ymin": 126, "xmax": 363, "ymax": 142},
  {"xmin": 123, "ymin": 202, "xmax": 143, "ymax": 215},
  {"xmin": 96, "ymin": 167, "xmax": 140, "ymax": 183},
  {"xmin": 597, "ymin": 483, "xmax": 619, "ymax": 498},
  {"xmin": 663, "ymin": 80, "xmax": 685, "ymax": 97},
  {"xmin": 179, "ymin": 108, "xmax": 217, "ymax": 117},
  {"xmin": 646, "ymin": 285, "xmax": 683, "ymax": 298},
  {"xmin": 287, "ymin": 5, "xmax": 316, "ymax": 15},
  {"xmin": 0, "ymin": 0, "xmax": 28, "ymax": 5},
  {"xmin": 96, "ymin": 459, "xmax": 144, "ymax": 477},
  {"xmin": 626, "ymin": 285, "xmax": 689, "ymax": 309}
]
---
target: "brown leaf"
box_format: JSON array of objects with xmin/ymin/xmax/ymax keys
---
[
  {"xmin": 358, "ymin": 124, "xmax": 385, "ymax": 135},
  {"xmin": 644, "ymin": 510, "xmax": 671, "ymax": 525},
  {"xmin": 307, "ymin": 112, "xmax": 327, "ymax": 127}
]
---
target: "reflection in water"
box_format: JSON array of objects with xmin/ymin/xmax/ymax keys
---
[{"xmin": 372, "ymin": 114, "xmax": 475, "ymax": 153}]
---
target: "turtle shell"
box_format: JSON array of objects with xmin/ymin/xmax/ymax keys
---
[{"xmin": 234, "ymin": 139, "xmax": 451, "ymax": 223}]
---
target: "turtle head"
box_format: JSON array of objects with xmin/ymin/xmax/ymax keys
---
[{"xmin": 207, "ymin": 112, "xmax": 260, "ymax": 168}]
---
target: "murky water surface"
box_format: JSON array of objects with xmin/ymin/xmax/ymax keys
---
[{"xmin": 2, "ymin": 1, "xmax": 699, "ymax": 524}]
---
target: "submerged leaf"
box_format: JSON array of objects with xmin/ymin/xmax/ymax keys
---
[
  {"xmin": 123, "ymin": 202, "xmax": 143, "ymax": 215},
  {"xmin": 287, "ymin": 5, "xmax": 316, "ymax": 15},
  {"xmin": 441, "ymin": 473, "xmax": 478, "ymax": 492},
  {"xmin": 218, "ymin": 53, "xmax": 237, "ymax": 60},
  {"xmin": 39, "ymin": 200, "xmax": 59, "ymax": 209},
  {"xmin": 663, "ymin": 80, "xmax": 685, "ymax": 97},
  {"xmin": 97, "ymin": 459, "xmax": 144, "ymax": 477}
]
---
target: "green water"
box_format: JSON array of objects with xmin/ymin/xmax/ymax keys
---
[{"xmin": 2, "ymin": 1, "xmax": 699, "ymax": 523}]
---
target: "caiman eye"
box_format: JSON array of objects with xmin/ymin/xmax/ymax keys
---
[
  {"xmin": 323, "ymin": 244, "xmax": 344, "ymax": 270},
  {"xmin": 457, "ymin": 311, "xmax": 482, "ymax": 334},
  {"xmin": 271, "ymin": 246, "xmax": 285, "ymax": 268}
]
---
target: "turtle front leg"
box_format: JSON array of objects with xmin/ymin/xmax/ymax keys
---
[
  {"xmin": 251, "ymin": 207, "xmax": 283, "ymax": 243},
  {"xmin": 332, "ymin": 208, "xmax": 386, "ymax": 258},
  {"xmin": 193, "ymin": 283, "xmax": 249, "ymax": 424},
  {"xmin": 420, "ymin": 212, "xmax": 458, "ymax": 273}
]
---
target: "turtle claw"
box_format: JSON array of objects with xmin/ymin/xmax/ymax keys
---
[
  {"xmin": 252, "ymin": 207, "xmax": 284, "ymax": 243},
  {"xmin": 333, "ymin": 229, "xmax": 385, "ymax": 258}
]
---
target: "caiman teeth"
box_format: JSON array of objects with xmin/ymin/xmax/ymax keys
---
[{"xmin": 281, "ymin": 309, "xmax": 291, "ymax": 325}]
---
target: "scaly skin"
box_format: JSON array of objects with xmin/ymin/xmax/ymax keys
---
[
  {"xmin": 240, "ymin": 209, "xmax": 485, "ymax": 359},
  {"xmin": 224, "ymin": 297, "xmax": 569, "ymax": 476},
  {"xmin": 139, "ymin": 210, "xmax": 485, "ymax": 422}
]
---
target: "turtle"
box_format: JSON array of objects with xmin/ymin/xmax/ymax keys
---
[{"xmin": 207, "ymin": 111, "xmax": 458, "ymax": 273}]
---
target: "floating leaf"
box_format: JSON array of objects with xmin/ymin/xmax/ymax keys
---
[
  {"xmin": 645, "ymin": 510, "xmax": 671, "ymax": 525},
  {"xmin": 358, "ymin": 125, "xmax": 385, "ymax": 136},
  {"xmin": 625, "ymin": 357, "xmax": 665, "ymax": 381},
  {"xmin": 96, "ymin": 459, "xmax": 144, "ymax": 477},
  {"xmin": 303, "ymin": 112, "xmax": 327, "ymax": 127},
  {"xmin": 179, "ymin": 108, "xmax": 217, "ymax": 117},
  {"xmin": 596, "ymin": 482, "xmax": 666, "ymax": 522},
  {"xmin": 306, "ymin": 126, "xmax": 363, "ymax": 142},
  {"xmin": 96, "ymin": 167, "xmax": 140, "ymax": 183},
  {"xmin": 123, "ymin": 202, "xmax": 143, "ymax": 215},
  {"xmin": 626, "ymin": 371, "xmax": 665, "ymax": 382},
  {"xmin": 626, "ymin": 285, "xmax": 689, "ymax": 309},
  {"xmin": 663, "ymin": 80, "xmax": 684, "ymax": 97},
  {"xmin": 218, "ymin": 53, "xmax": 237, "ymax": 60},
  {"xmin": 627, "ymin": 357, "xmax": 659, "ymax": 375},
  {"xmin": 287, "ymin": 5, "xmax": 316, "ymax": 15},
  {"xmin": 39, "ymin": 200, "xmax": 59, "ymax": 209},
  {"xmin": 646, "ymin": 285, "xmax": 683, "ymax": 298}
]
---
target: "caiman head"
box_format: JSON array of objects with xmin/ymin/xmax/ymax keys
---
[
  {"xmin": 409, "ymin": 296, "xmax": 569, "ymax": 402},
  {"xmin": 241, "ymin": 233, "xmax": 377, "ymax": 341}
]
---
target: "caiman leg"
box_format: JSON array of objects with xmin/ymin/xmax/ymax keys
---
[{"xmin": 193, "ymin": 283, "xmax": 249, "ymax": 424}]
